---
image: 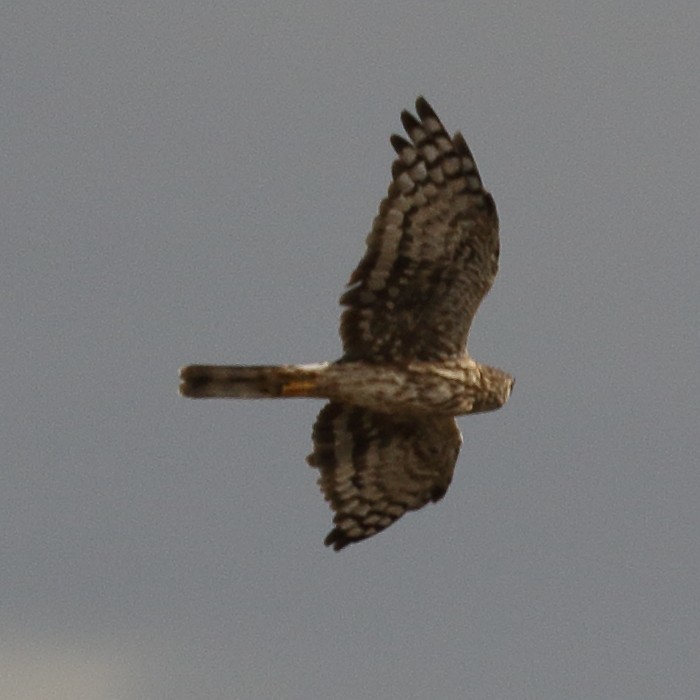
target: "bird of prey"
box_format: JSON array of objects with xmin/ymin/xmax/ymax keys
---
[{"xmin": 180, "ymin": 97, "xmax": 514, "ymax": 550}]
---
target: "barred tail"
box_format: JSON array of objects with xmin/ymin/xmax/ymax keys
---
[{"xmin": 179, "ymin": 363, "xmax": 328, "ymax": 399}]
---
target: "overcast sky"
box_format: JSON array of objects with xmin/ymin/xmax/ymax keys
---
[{"xmin": 2, "ymin": 2, "xmax": 700, "ymax": 699}]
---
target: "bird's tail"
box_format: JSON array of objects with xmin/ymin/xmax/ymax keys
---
[{"xmin": 179, "ymin": 363, "xmax": 328, "ymax": 399}]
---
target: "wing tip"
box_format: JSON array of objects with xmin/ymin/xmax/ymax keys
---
[
  {"xmin": 415, "ymin": 95, "xmax": 437, "ymax": 121},
  {"xmin": 324, "ymin": 528, "xmax": 352, "ymax": 551}
]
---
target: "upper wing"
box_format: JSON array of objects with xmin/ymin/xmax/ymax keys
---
[
  {"xmin": 307, "ymin": 402, "xmax": 463, "ymax": 550},
  {"xmin": 340, "ymin": 97, "xmax": 499, "ymax": 362}
]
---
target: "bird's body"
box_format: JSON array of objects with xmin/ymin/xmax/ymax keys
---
[
  {"xmin": 180, "ymin": 97, "xmax": 514, "ymax": 550},
  {"xmin": 181, "ymin": 358, "xmax": 511, "ymax": 417}
]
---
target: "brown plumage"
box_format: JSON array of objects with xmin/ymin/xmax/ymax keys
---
[{"xmin": 180, "ymin": 97, "xmax": 514, "ymax": 550}]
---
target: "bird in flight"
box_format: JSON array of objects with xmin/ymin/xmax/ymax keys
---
[{"xmin": 180, "ymin": 97, "xmax": 514, "ymax": 550}]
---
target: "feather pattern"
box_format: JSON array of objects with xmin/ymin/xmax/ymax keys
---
[{"xmin": 340, "ymin": 97, "xmax": 499, "ymax": 362}]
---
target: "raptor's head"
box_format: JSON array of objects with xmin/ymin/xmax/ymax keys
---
[{"xmin": 473, "ymin": 365, "xmax": 514, "ymax": 413}]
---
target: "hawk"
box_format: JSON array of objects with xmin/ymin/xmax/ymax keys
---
[{"xmin": 180, "ymin": 97, "xmax": 514, "ymax": 550}]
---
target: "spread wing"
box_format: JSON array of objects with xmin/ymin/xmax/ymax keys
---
[
  {"xmin": 307, "ymin": 402, "xmax": 463, "ymax": 550},
  {"xmin": 340, "ymin": 97, "xmax": 499, "ymax": 362}
]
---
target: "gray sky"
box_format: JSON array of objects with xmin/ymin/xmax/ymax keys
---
[{"xmin": 3, "ymin": 1, "xmax": 699, "ymax": 698}]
